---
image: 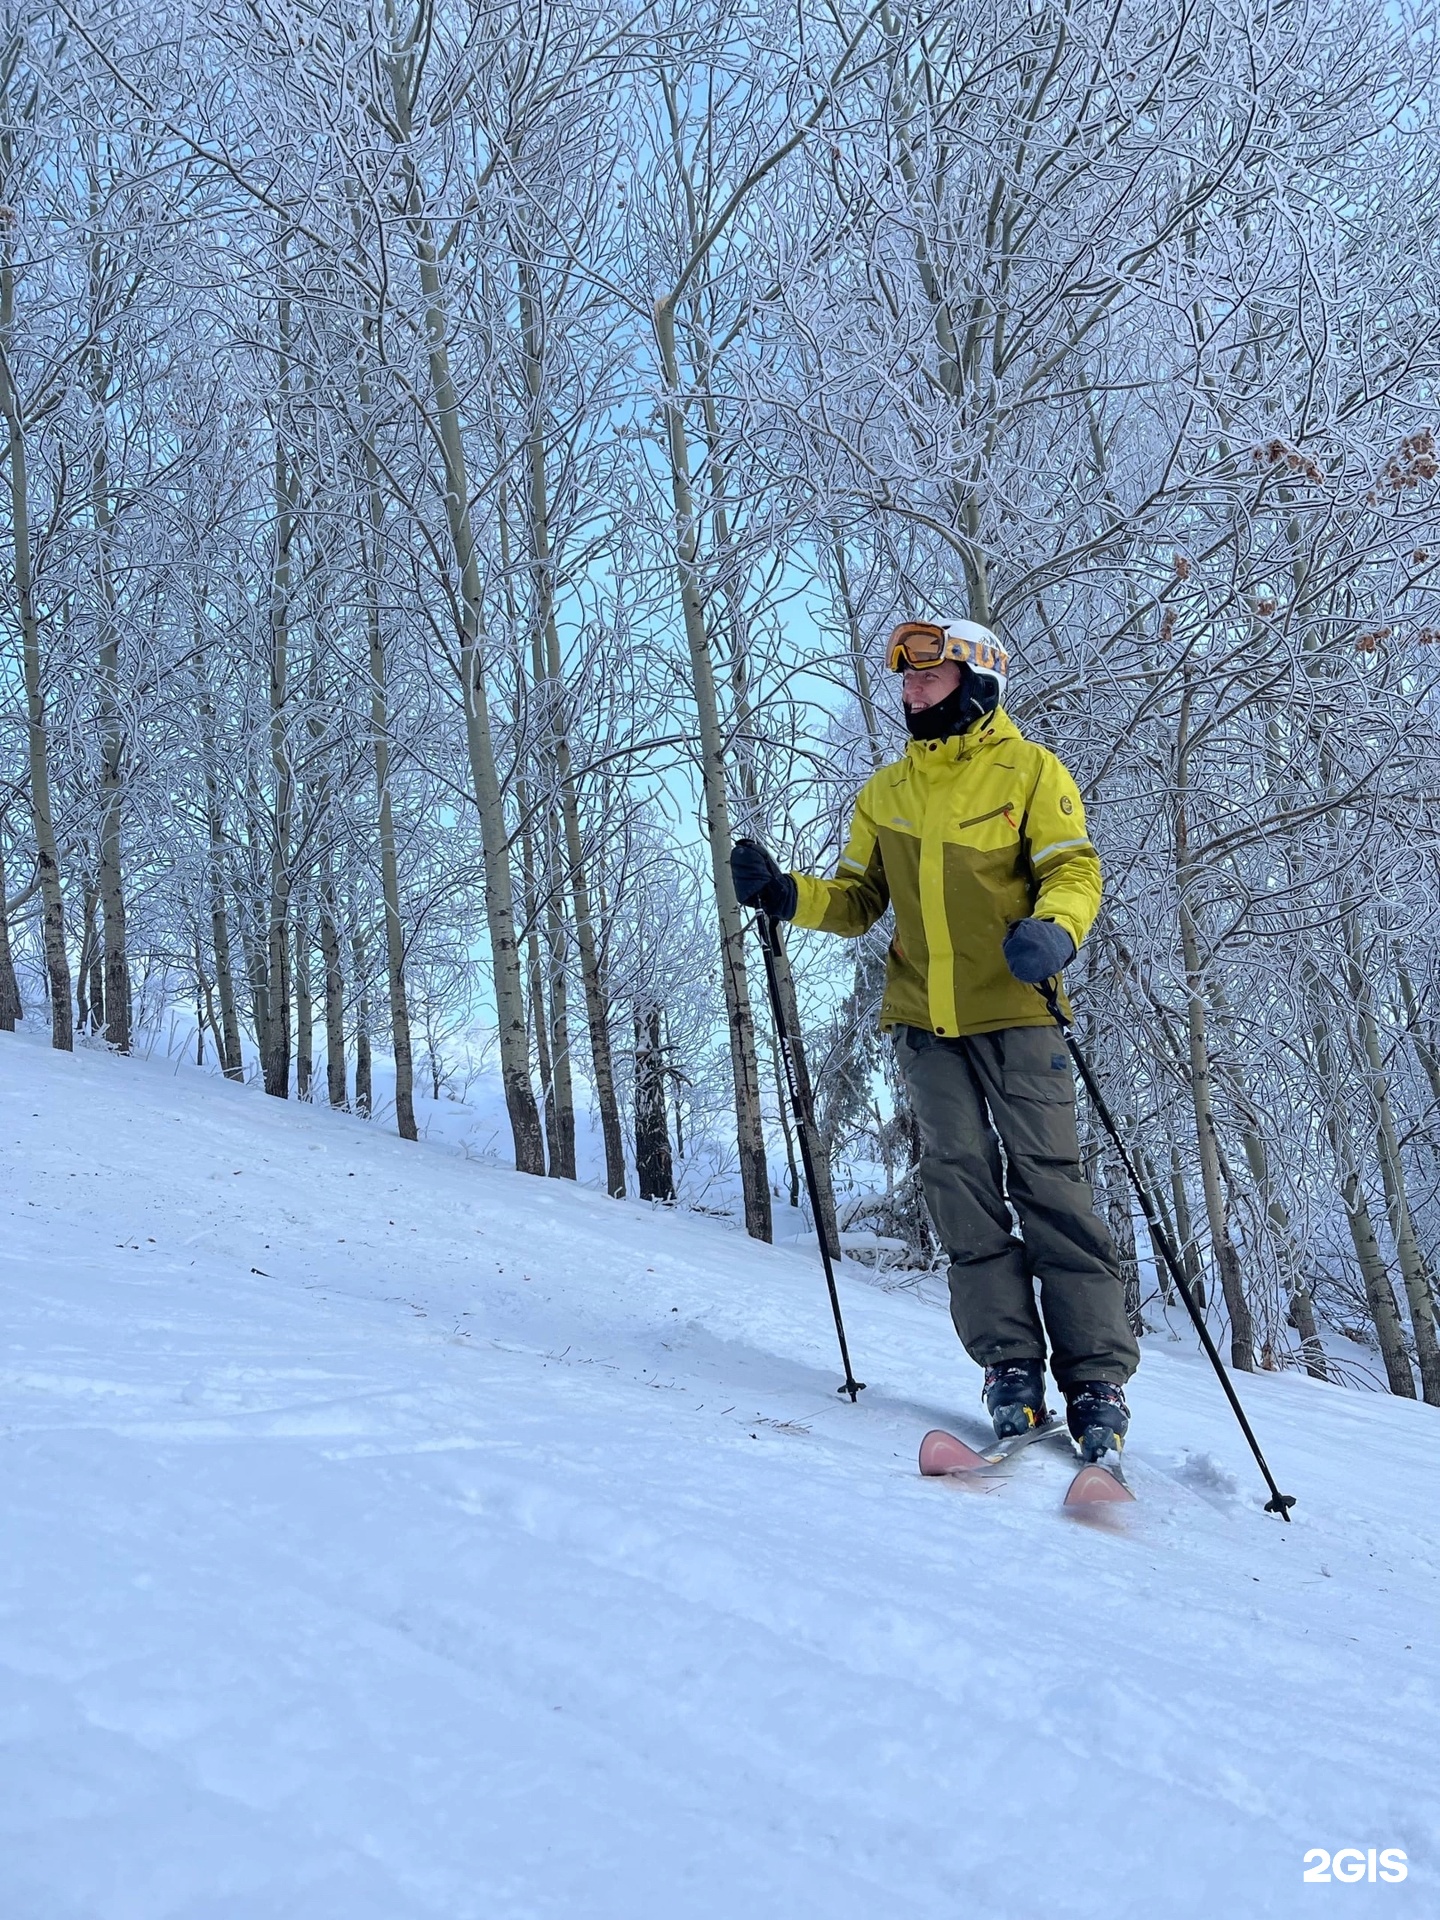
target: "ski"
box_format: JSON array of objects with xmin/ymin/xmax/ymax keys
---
[
  {"xmin": 918, "ymin": 1419, "xmax": 1066, "ymax": 1477},
  {"xmin": 1063, "ymin": 1458, "xmax": 1135, "ymax": 1508},
  {"xmin": 919, "ymin": 1422, "xmax": 1137, "ymax": 1509}
]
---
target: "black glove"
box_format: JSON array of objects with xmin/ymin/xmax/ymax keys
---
[
  {"xmin": 730, "ymin": 839, "xmax": 798, "ymax": 919},
  {"xmin": 1003, "ymin": 917, "xmax": 1075, "ymax": 984}
]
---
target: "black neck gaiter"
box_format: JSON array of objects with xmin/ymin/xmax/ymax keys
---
[{"xmin": 903, "ymin": 671, "xmax": 998, "ymax": 741}]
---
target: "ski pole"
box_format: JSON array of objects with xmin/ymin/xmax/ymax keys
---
[
  {"xmin": 1039, "ymin": 979, "xmax": 1296, "ymax": 1520},
  {"xmin": 755, "ymin": 910, "xmax": 865, "ymax": 1401}
]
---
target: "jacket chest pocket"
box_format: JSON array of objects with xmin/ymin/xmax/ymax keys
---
[{"xmin": 945, "ymin": 802, "xmax": 1019, "ymax": 845}]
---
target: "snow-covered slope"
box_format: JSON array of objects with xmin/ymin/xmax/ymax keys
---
[{"xmin": 2, "ymin": 1029, "xmax": 1436, "ymax": 1919}]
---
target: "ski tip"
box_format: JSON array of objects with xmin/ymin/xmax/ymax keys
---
[
  {"xmin": 1064, "ymin": 1463, "xmax": 1136, "ymax": 1508},
  {"xmin": 919, "ymin": 1428, "xmax": 994, "ymax": 1476}
]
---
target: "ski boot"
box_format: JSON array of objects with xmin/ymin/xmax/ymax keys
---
[
  {"xmin": 983, "ymin": 1359, "xmax": 1050, "ymax": 1441},
  {"xmin": 1064, "ymin": 1381, "xmax": 1130, "ymax": 1463}
]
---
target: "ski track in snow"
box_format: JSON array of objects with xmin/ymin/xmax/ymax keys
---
[{"xmin": 2, "ymin": 1028, "xmax": 1437, "ymax": 1919}]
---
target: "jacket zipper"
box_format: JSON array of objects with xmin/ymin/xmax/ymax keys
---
[{"xmin": 951, "ymin": 804, "xmax": 1015, "ymax": 831}]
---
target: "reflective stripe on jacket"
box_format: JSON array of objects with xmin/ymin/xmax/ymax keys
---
[{"xmin": 789, "ymin": 709, "xmax": 1101, "ymax": 1037}]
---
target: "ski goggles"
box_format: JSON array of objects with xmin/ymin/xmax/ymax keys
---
[{"xmin": 886, "ymin": 621, "xmax": 1010, "ymax": 681}]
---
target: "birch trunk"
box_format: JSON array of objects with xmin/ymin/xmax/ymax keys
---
[
  {"xmin": 652, "ymin": 296, "xmax": 770, "ymax": 1238},
  {"xmin": 1396, "ymin": 948, "xmax": 1440, "ymax": 1114},
  {"xmin": 198, "ymin": 662, "xmax": 244, "ymax": 1080},
  {"xmin": 353, "ymin": 927, "xmax": 372, "ymax": 1118},
  {"xmin": 1206, "ymin": 980, "xmax": 1327, "ymax": 1379},
  {"xmin": 541, "ymin": 813, "xmax": 578, "ymax": 1181},
  {"xmin": 242, "ymin": 896, "xmax": 272, "ymax": 1074},
  {"xmin": 634, "ymin": 1003, "xmax": 674, "ymax": 1202},
  {"xmin": 691, "ymin": 360, "xmax": 841, "ymax": 1253},
  {"xmin": 381, "ymin": 23, "xmax": 542, "ymax": 1173},
  {"xmin": 1103, "ymin": 1148, "xmax": 1144, "ymax": 1336},
  {"xmin": 533, "ymin": 968, "xmax": 559, "ymax": 1176},
  {"xmin": 1174, "ymin": 690, "xmax": 1254, "ymax": 1367},
  {"xmin": 0, "ymin": 832, "xmax": 21, "ymax": 1028},
  {"xmin": 1131, "ymin": 1147, "xmax": 1176, "ymax": 1306},
  {"xmin": 356, "ymin": 356, "xmax": 417, "ymax": 1141},
  {"xmin": 516, "ymin": 795, "xmax": 557, "ymax": 1174},
  {"xmin": 664, "ymin": 1007, "xmax": 685, "ymax": 1162},
  {"xmin": 1163, "ymin": 1143, "xmax": 1204, "ymax": 1307},
  {"xmin": 319, "ymin": 862, "xmax": 346, "ymax": 1110},
  {"xmin": 262, "ymin": 276, "xmax": 297, "ymax": 1099},
  {"xmin": 1340, "ymin": 904, "xmax": 1440, "ymax": 1403},
  {"xmin": 513, "ymin": 249, "xmax": 623, "ymax": 1194},
  {"xmin": 85, "ymin": 285, "xmax": 131, "ymax": 1051},
  {"xmin": 1306, "ymin": 974, "xmax": 1415, "ymax": 1395},
  {"xmin": 78, "ymin": 883, "xmax": 99, "ymax": 1034},
  {"xmin": 1, "ymin": 324, "xmax": 70, "ymax": 1045},
  {"xmin": 294, "ymin": 907, "xmax": 313, "ymax": 1101}
]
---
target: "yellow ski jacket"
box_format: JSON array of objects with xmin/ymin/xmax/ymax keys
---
[{"xmin": 789, "ymin": 709, "xmax": 1101, "ymax": 1037}]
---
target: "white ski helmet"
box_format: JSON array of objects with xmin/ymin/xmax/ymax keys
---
[{"xmin": 886, "ymin": 618, "xmax": 1010, "ymax": 700}]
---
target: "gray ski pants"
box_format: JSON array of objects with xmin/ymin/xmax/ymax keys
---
[{"xmin": 894, "ymin": 1023, "xmax": 1139, "ymax": 1387}]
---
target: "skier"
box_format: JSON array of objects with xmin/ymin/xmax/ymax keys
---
[{"xmin": 730, "ymin": 619, "xmax": 1139, "ymax": 1463}]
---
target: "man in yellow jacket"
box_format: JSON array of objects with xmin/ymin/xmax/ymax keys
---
[{"xmin": 731, "ymin": 619, "xmax": 1138, "ymax": 1462}]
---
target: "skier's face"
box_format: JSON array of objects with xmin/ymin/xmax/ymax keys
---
[{"xmin": 901, "ymin": 660, "xmax": 963, "ymax": 711}]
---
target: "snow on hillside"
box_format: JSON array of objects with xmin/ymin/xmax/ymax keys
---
[{"xmin": 2, "ymin": 1028, "xmax": 1436, "ymax": 1919}]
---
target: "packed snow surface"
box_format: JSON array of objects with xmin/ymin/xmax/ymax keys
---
[{"xmin": 2, "ymin": 1029, "xmax": 1436, "ymax": 1919}]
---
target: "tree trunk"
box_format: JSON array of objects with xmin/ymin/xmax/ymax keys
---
[
  {"xmin": 518, "ymin": 805, "xmax": 557, "ymax": 1175},
  {"xmin": 533, "ymin": 959, "xmax": 559, "ymax": 1177},
  {"xmin": 356, "ymin": 353, "xmax": 418, "ymax": 1142},
  {"xmin": 1307, "ymin": 980, "xmax": 1414, "ymax": 1395},
  {"xmin": 1340, "ymin": 905, "xmax": 1440, "ymax": 1403},
  {"xmin": 0, "ymin": 833, "xmax": 22, "ymax": 1028},
  {"xmin": 1103, "ymin": 1148, "xmax": 1144, "ymax": 1336},
  {"xmin": 1, "ymin": 242, "xmax": 71, "ymax": 1051},
  {"xmin": 652, "ymin": 297, "xmax": 770, "ymax": 1238},
  {"xmin": 262, "ymin": 280, "xmax": 297, "ymax": 1100},
  {"xmin": 690, "ymin": 356, "xmax": 841, "ymax": 1252},
  {"xmin": 544, "ymin": 873, "xmax": 577, "ymax": 1180},
  {"xmin": 352, "ymin": 926, "xmax": 372, "ymax": 1118},
  {"xmin": 1339, "ymin": 1160, "xmax": 1416, "ymax": 1397},
  {"xmin": 1128, "ymin": 1146, "xmax": 1176, "ymax": 1307},
  {"xmin": 664, "ymin": 1007, "xmax": 685, "ymax": 1161},
  {"xmin": 1174, "ymin": 694, "xmax": 1254, "ymax": 1368},
  {"xmin": 513, "ymin": 249, "xmax": 623, "ymax": 1195},
  {"xmin": 634, "ymin": 1004, "xmax": 674, "ymax": 1202},
  {"xmin": 1164, "ymin": 1143, "xmax": 1204, "ymax": 1307},
  {"xmin": 1237, "ymin": 1119, "xmax": 1327, "ymax": 1380},
  {"xmin": 320, "ymin": 863, "xmax": 346, "ymax": 1110},
  {"xmin": 1177, "ymin": 901, "xmax": 1253, "ymax": 1367},
  {"xmin": 1206, "ymin": 976, "xmax": 1327, "ymax": 1378},
  {"xmin": 199, "ymin": 666, "xmax": 244, "ymax": 1081},
  {"xmin": 294, "ymin": 907, "xmax": 313, "ymax": 1101},
  {"xmin": 1396, "ymin": 947, "xmax": 1440, "ymax": 1114},
  {"xmin": 87, "ymin": 326, "xmax": 132, "ymax": 1053},
  {"xmin": 381, "ymin": 51, "xmax": 541, "ymax": 1173},
  {"xmin": 193, "ymin": 942, "xmax": 206, "ymax": 1066},
  {"xmin": 241, "ymin": 895, "xmax": 273, "ymax": 1084},
  {"xmin": 77, "ymin": 883, "xmax": 99, "ymax": 1035}
]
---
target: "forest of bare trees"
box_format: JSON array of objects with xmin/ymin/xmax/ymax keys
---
[{"xmin": 3, "ymin": 0, "xmax": 1440, "ymax": 1401}]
